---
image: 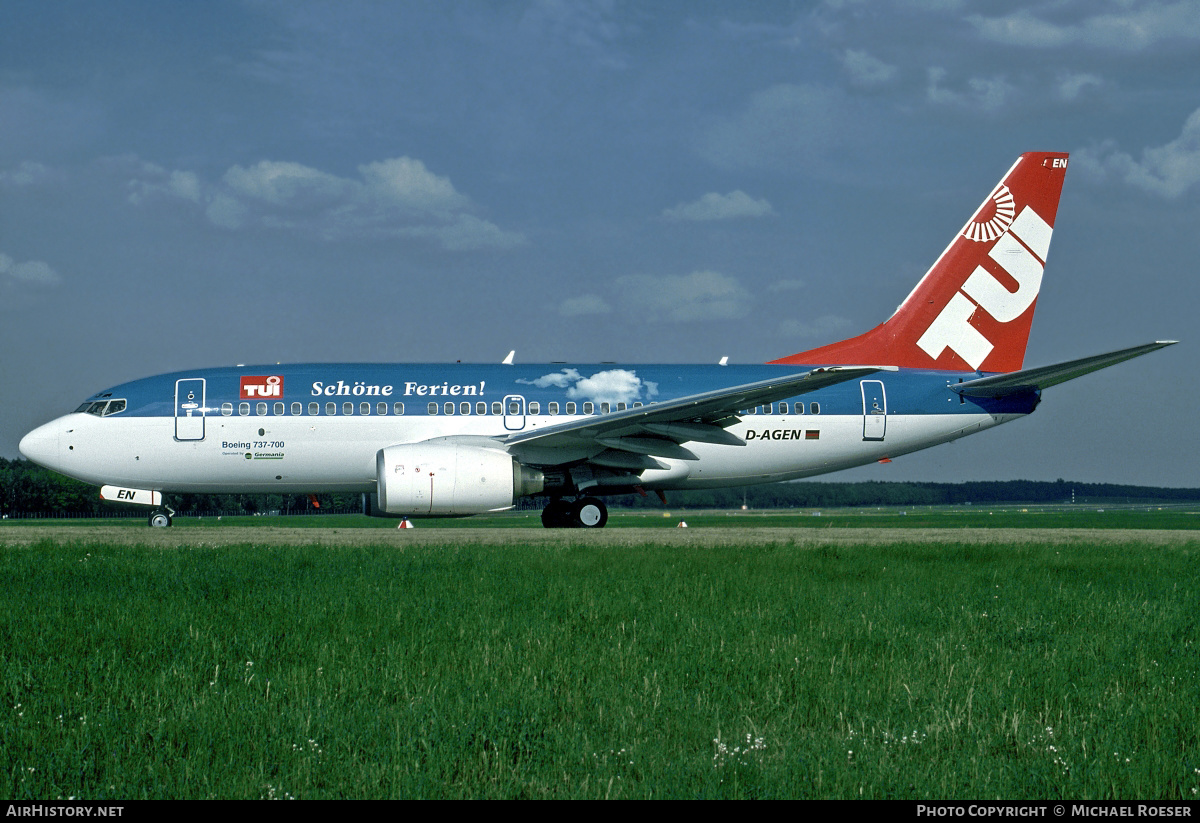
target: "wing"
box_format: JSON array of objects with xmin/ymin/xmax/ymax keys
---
[
  {"xmin": 501, "ymin": 365, "xmax": 891, "ymax": 469},
  {"xmin": 951, "ymin": 341, "xmax": 1177, "ymax": 398}
]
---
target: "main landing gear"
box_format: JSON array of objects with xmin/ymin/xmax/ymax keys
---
[{"xmin": 541, "ymin": 497, "xmax": 608, "ymax": 529}]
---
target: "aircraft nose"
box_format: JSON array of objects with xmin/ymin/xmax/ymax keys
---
[{"xmin": 18, "ymin": 421, "xmax": 61, "ymax": 470}]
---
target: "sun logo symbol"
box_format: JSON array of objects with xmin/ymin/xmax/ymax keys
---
[{"xmin": 962, "ymin": 184, "xmax": 1015, "ymax": 242}]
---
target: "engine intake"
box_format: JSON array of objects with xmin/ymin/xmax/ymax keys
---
[{"xmin": 374, "ymin": 441, "xmax": 543, "ymax": 516}]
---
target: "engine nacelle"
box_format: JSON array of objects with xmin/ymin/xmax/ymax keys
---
[{"xmin": 375, "ymin": 441, "xmax": 543, "ymax": 516}]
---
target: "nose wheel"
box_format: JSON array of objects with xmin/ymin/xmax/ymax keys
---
[
  {"xmin": 541, "ymin": 497, "xmax": 608, "ymax": 529},
  {"xmin": 148, "ymin": 509, "xmax": 173, "ymax": 528}
]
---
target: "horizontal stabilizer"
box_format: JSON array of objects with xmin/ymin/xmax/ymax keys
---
[{"xmin": 951, "ymin": 341, "xmax": 1177, "ymax": 398}]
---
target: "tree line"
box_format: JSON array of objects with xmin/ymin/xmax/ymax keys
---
[{"xmin": 2, "ymin": 457, "xmax": 1197, "ymax": 518}]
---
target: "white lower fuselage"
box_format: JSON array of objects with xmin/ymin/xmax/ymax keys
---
[{"xmin": 23, "ymin": 406, "xmax": 1022, "ymax": 495}]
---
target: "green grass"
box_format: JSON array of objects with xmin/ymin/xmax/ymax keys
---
[
  {"xmin": 5, "ymin": 502, "xmax": 1200, "ymax": 530},
  {"xmin": 2, "ymin": 534, "xmax": 1198, "ymax": 798}
]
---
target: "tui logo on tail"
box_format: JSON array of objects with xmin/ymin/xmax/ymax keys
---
[{"xmin": 770, "ymin": 152, "xmax": 1069, "ymax": 373}]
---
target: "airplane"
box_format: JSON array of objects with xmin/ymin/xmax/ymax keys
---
[{"xmin": 18, "ymin": 151, "xmax": 1176, "ymax": 528}]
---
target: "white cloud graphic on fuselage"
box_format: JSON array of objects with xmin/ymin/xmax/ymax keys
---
[{"xmin": 516, "ymin": 369, "xmax": 658, "ymax": 407}]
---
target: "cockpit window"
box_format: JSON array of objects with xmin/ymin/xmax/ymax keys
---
[{"xmin": 76, "ymin": 399, "xmax": 127, "ymax": 417}]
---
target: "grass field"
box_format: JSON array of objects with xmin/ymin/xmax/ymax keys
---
[{"xmin": 1, "ymin": 514, "xmax": 1197, "ymax": 799}]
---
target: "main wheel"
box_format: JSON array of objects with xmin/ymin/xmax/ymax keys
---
[
  {"xmin": 148, "ymin": 510, "xmax": 173, "ymax": 528},
  {"xmin": 541, "ymin": 499, "xmax": 573, "ymax": 528},
  {"xmin": 572, "ymin": 497, "xmax": 608, "ymax": 529}
]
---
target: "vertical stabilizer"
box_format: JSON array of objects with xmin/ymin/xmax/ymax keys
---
[{"xmin": 769, "ymin": 152, "xmax": 1069, "ymax": 372}]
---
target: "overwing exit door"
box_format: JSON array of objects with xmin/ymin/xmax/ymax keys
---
[{"xmin": 503, "ymin": 394, "xmax": 526, "ymax": 431}]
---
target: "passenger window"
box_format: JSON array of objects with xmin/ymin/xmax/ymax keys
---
[
  {"xmin": 797, "ymin": 402, "xmax": 805, "ymax": 414},
  {"xmin": 548, "ymin": 402, "xmax": 559, "ymax": 415},
  {"xmin": 476, "ymin": 402, "xmax": 486, "ymax": 415},
  {"xmin": 444, "ymin": 402, "xmax": 455, "ymax": 415},
  {"xmin": 566, "ymin": 402, "xmax": 576, "ymax": 414},
  {"xmin": 508, "ymin": 401, "xmax": 520, "ymax": 415},
  {"xmin": 292, "ymin": 402, "xmax": 302, "ymax": 415},
  {"xmin": 377, "ymin": 402, "xmax": 387, "ymax": 415},
  {"xmin": 460, "ymin": 402, "xmax": 470, "ymax": 415},
  {"xmin": 274, "ymin": 402, "xmax": 284, "ymax": 415},
  {"xmin": 764, "ymin": 403, "xmax": 773, "ymax": 414},
  {"xmin": 779, "ymin": 402, "xmax": 789, "ymax": 414},
  {"xmin": 810, "ymin": 402, "xmax": 820, "ymax": 414},
  {"xmin": 222, "ymin": 403, "xmax": 233, "ymax": 416},
  {"xmin": 343, "ymin": 402, "xmax": 353, "ymax": 415},
  {"xmin": 256, "ymin": 403, "xmax": 267, "ymax": 415},
  {"xmin": 583, "ymin": 402, "xmax": 594, "ymax": 414},
  {"xmin": 309, "ymin": 402, "xmax": 319, "ymax": 415},
  {"xmin": 617, "ymin": 402, "xmax": 626, "ymax": 411},
  {"xmin": 394, "ymin": 402, "xmax": 405, "ymax": 415},
  {"xmin": 491, "ymin": 401, "xmax": 502, "ymax": 415},
  {"xmin": 360, "ymin": 402, "xmax": 370, "ymax": 415},
  {"xmin": 326, "ymin": 402, "xmax": 336, "ymax": 415},
  {"xmin": 528, "ymin": 401, "xmax": 540, "ymax": 415},
  {"xmin": 239, "ymin": 403, "xmax": 250, "ymax": 416},
  {"xmin": 601, "ymin": 402, "xmax": 610, "ymax": 414},
  {"xmin": 428, "ymin": 402, "xmax": 438, "ymax": 415}
]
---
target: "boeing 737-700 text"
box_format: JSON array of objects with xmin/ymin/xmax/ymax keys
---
[{"xmin": 19, "ymin": 152, "xmax": 1176, "ymax": 527}]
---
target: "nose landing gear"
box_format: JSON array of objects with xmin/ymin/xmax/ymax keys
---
[{"xmin": 148, "ymin": 508, "xmax": 174, "ymax": 528}]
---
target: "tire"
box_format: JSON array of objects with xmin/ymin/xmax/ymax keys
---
[
  {"xmin": 541, "ymin": 499, "xmax": 572, "ymax": 528},
  {"xmin": 148, "ymin": 511, "xmax": 172, "ymax": 528},
  {"xmin": 573, "ymin": 497, "xmax": 608, "ymax": 529}
]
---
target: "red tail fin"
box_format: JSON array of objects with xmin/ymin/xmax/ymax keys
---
[{"xmin": 769, "ymin": 152, "xmax": 1069, "ymax": 373}]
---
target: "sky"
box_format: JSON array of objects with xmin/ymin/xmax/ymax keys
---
[{"xmin": 1, "ymin": 0, "xmax": 1197, "ymax": 488}]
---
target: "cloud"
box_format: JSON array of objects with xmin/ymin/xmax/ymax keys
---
[
  {"xmin": 0, "ymin": 161, "xmax": 64, "ymax": 188},
  {"xmin": 222, "ymin": 161, "xmax": 352, "ymax": 210},
  {"xmin": 841, "ymin": 49, "xmax": 897, "ymax": 87},
  {"xmin": 398, "ymin": 213, "xmax": 528, "ymax": 251},
  {"xmin": 517, "ymin": 368, "xmax": 582, "ymax": 389},
  {"xmin": 0, "ymin": 253, "xmax": 61, "ymax": 287},
  {"xmin": 1057, "ymin": 72, "xmax": 1102, "ymax": 101},
  {"xmin": 1075, "ymin": 107, "xmax": 1200, "ymax": 198},
  {"xmin": 125, "ymin": 155, "xmax": 524, "ymax": 250},
  {"xmin": 558, "ymin": 294, "xmax": 611, "ymax": 316},
  {"xmin": 357, "ymin": 157, "xmax": 469, "ymax": 213},
  {"xmin": 517, "ymin": 368, "xmax": 658, "ymax": 407},
  {"xmin": 126, "ymin": 161, "xmax": 201, "ymax": 205},
  {"xmin": 970, "ymin": 3, "xmax": 1200, "ymax": 51},
  {"xmin": 926, "ymin": 67, "xmax": 1013, "ymax": 112},
  {"xmin": 662, "ymin": 190, "xmax": 774, "ymax": 221},
  {"xmin": 615, "ymin": 270, "xmax": 752, "ymax": 322},
  {"xmin": 568, "ymin": 369, "xmax": 657, "ymax": 406}
]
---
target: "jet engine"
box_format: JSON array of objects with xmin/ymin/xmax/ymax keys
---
[{"xmin": 373, "ymin": 441, "xmax": 543, "ymax": 516}]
